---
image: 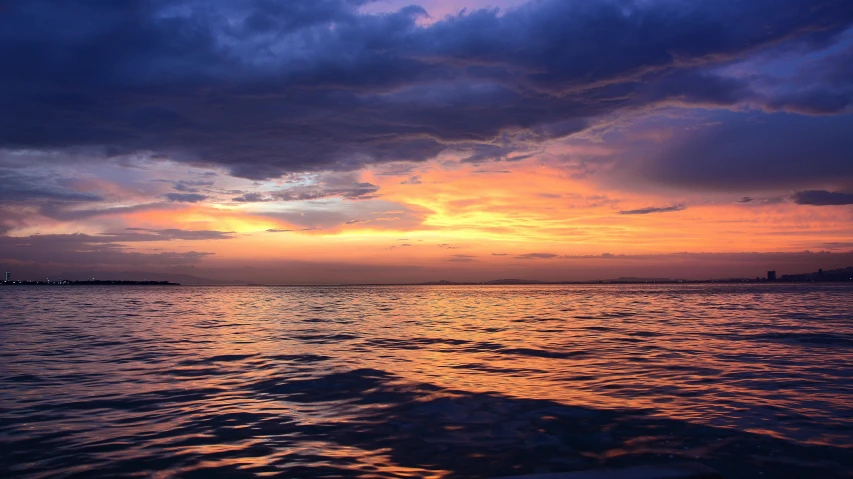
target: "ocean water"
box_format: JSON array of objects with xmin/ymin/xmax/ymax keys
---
[{"xmin": 1, "ymin": 284, "xmax": 852, "ymax": 478}]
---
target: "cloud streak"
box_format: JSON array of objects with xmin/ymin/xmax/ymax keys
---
[
  {"xmin": 515, "ymin": 253, "xmax": 559, "ymax": 260},
  {"xmin": 165, "ymin": 193, "xmax": 208, "ymax": 203},
  {"xmin": 619, "ymin": 204, "xmax": 687, "ymax": 215},
  {"xmin": 791, "ymin": 190, "xmax": 853, "ymax": 206},
  {"xmin": 0, "ymin": 233, "xmax": 217, "ymax": 266}
]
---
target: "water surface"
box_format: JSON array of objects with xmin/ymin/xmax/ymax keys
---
[{"xmin": 1, "ymin": 284, "xmax": 852, "ymax": 478}]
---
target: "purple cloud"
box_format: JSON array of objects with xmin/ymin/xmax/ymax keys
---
[{"xmin": 791, "ymin": 190, "xmax": 853, "ymax": 206}]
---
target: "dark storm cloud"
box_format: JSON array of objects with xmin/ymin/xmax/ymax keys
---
[
  {"xmin": 165, "ymin": 192, "xmax": 208, "ymax": 203},
  {"xmin": 791, "ymin": 190, "xmax": 853, "ymax": 206},
  {"xmin": 763, "ymin": 44, "xmax": 853, "ymax": 115},
  {"xmin": 1, "ymin": 0, "xmax": 852, "ymax": 180},
  {"xmin": 638, "ymin": 113, "xmax": 853, "ymax": 191},
  {"xmin": 619, "ymin": 204, "xmax": 687, "ymax": 215},
  {"xmin": 0, "ymin": 169, "xmax": 102, "ymax": 203}
]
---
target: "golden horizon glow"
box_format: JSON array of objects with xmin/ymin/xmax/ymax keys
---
[{"xmin": 4, "ymin": 155, "xmax": 852, "ymax": 283}]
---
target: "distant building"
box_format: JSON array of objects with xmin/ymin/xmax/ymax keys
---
[
  {"xmin": 767, "ymin": 270, "xmax": 776, "ymax": 281},
  {"xmin": 3, "ymin": 271, "xmax": 9, "ymax": 282},
  {"xmin": 781, "ymin": 266, "xmax": 853, "ymax": 282}
]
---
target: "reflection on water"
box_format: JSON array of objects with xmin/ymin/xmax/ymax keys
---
[{"xmin": 1, "ymin": 284, "xmax": 852, "ymax": 478}]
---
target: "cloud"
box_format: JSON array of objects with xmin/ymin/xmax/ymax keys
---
[
  {"xmin": 558, "ymin": 253, "xmax": 628, "ymax": 260},
  {"xmin": 232, "ymin": 192, "xmax": 272, "ymax": 203},
  {"xmin": 272, "ymin": 182, "xmax": 380, "ymax": 201},
  {"xmin": 374, "ymin": 164, "xmax": 418, "ymax": 177},
  {"xmin": 460, "ymin": 144, "xmax": 543, "ymax": 164},
  {"xmin": 261, "ymin": 208, "xmax": 359, "ymax": 231},
  {"xmin": 114, "ymin": 228, "xmax": 235, "ymax": 241},
  {"xmin": 0, "ymin": 228, "xmax": 235, "ymax": 244},
  {"xmin": 344, "ymin": 219, "xmax": 370, "ymax": 225},
  {"xmin": 165, "ymin": 193, "xmax": 208, "ymax": 203},
  {"xmin": 266, "ymin": 229, "xmax": 293, "ymax": 233},
  {"xmin": 619, "ymin": 204, "xmax": 687, "ymax": 215},
  {"xmin": 238, "ymin": 176, "xmax": 383, "ymax": 205},
  {"xmin": 1, "ymin": 0, "xmax": 851, "ymax": 180},
  {"xmin": 761, "ymin": 43, "xmax": 853, "ymax": 115},
  {"xmin": 38, "ymin": 202, "xmax": 172, "ymax": 221},
  {"xmin": 172, "ymin": 180, "xmax": 214, "ymax": 193},
  {"xmin": 0, "ymin": 233, "xmax": 216, "ymax": 266},
  {"xmin": 515, "ymin": 253, "xmax": 559, "ymax": 260},
  {"xmin": 448, "ymin": 254, "xmax": 476, "ymax": 262},
  {"xmin": 791, "ymin": 190, "xmax": 853, "ymax": 205},
  {"xmin": 0, "ymin": 169, "xmax": 102, "ymax": 203},
  {"xmin": 401, "ymin": 176, "xmax": 422, "ymax": 185},
  {"xmin": 737, "ymin": 197, "xmax": 753, "ymax": 203},
  {"xmin": 631, "ymin": 112, "xmax": 853, "ymax": 191}
]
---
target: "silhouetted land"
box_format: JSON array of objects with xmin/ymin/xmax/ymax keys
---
[
  {"xmin": 780, "ymin": 266, "xmax": 853, "ymax": 282},
  {"xmin": 420, "ymin": 267, "xmax": 853, "ymax": 285},
  {"xmin": 1, "ymin": 280, "xmax": 179, "ymax": 286},
  {"xmin": 2, "ymin": 267, "xmax": 850, "ymax": 287}
]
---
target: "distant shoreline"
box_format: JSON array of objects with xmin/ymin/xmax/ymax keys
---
[
  {"xmin": 3, "ymin": 279, "xmax": 852, "ymax": 287},
  {"xmin": 1, "ymin": 280, "xmax": 179, "ymax": 286},
  {"xmin": 5, "ymin": 268, "xmax": 847, "ymax": 287}
]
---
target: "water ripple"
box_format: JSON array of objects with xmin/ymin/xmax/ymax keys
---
[{"xmin": 1, "ymin": 284, "xmax": 852, "ymax": 478}]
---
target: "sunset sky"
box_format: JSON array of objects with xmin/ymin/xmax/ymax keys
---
[{"xmin": 1, "ymin": 0, "xmax": 852, "ymax": 283}]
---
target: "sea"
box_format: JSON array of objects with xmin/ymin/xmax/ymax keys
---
[{"xmin": 1, "ymin": 284, "xmax": 852, "ymax": 478}]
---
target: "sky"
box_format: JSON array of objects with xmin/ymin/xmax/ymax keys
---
[{"xmin": 1, "ymin": 0, "xmax": 852, "ymax": 283}]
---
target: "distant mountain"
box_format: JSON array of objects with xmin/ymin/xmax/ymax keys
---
[
  {"xmin": 607, "ymin": 277, "xmax": 677, "ymax": 283},
  {"xmin": 418, "ymin": 279, "xmax": 547, "ymax": 285},
  {"xmin": 56, "ymin": 271, "xmax": 245, "ymax": 285},
  {"xmin": 485, "ymin": 279, "xmax": 545, "ymax": 284}
]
